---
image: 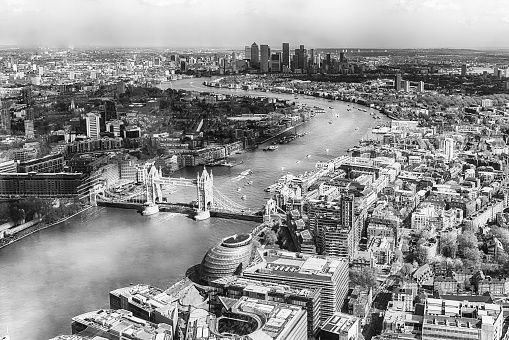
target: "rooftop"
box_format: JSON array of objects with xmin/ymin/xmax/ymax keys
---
[
  {"xmin": 245, "ymin": 250, "xmax": 347, "ymax": 279},
  {"xmin": 211, "ymin": 275, "xmax": 319, "ymax": 298},
  {"xmin": 320, "ymin": 312, "xmax": 359, "ymax": 335},
  {"xmin": 72, "ymin": 309, "xmax": 172, "ymax": 340}
]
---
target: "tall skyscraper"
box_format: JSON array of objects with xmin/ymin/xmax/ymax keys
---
[
  {"xmin": 282, "ymin": 42, "xmax": 290, "ymax": 69},
  {"xmin": 250, "ymin": 42, "xmax": 259, "ymax": 67},
  {"xmin": 395, "ymin": 74, "xmax": 402, "ymax": 91},
  {"xmin": 461, "ymin": 64, "xmax": 467, "ymax": 76},
  {"xmin": 444, "ymin": 138, "xmax": 454, "ymax": 162},
  {"xmin": 21, "ymin": 86, "xmax": 32, "ymax": 106},
  {"xmin": 340, "ymin": 51, "xmax": 345, "ymax": 62},
  {"xmin": 85, "ymin": 112, "xmax": 100, "ymax": 139},
  {"xmin": 24, "ymin": 119, "xmax": 34, "ymax": 139},
  {"xmin": 295, "ymin": 45, "xmax": 307, "ymax": 71},
  {"xmin": 417, "ymin": 81, "xmax": 425, "ymax": 92},
  {"xmin": 271, "ymin": 53, "xmax": 282, "ymax": 73},
  {"xmin": 231, "ymin": 52, "xmax": 237, "ymax": 72},
  {"xmin": 244, "ymin": 46, "xmax": 251, "ymax": 60},
  {"xmin": 260, "ymin": 44, "xmax": 270, "ymax": 73},
  {"xmin": 402, "ymin": 80, "xmax": 410, "ymax": 93}
]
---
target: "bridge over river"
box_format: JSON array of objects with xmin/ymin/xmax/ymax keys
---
[{"xmin": 92, "ymin": 164, "xmax": 279, "ymax": 222}]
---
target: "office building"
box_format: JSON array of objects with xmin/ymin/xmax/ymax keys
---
[
  {"xmin": 250, "ymin": 42, "xmax": 259, "ymax": 66},
  {"xmin": 71, "ymin": 309, "xmax": 174, "ymax": 340},
  {"xmin": 0, "ymin": 103, "xmax": 11, "ymax": 134},
  {"xmin": 319, "ymin": 312, "xmax": 360, "ymax": 340},
  {"xmin": 211, "ymin": 275, "xmax": 322, "ymax": 336},
  {"xmin": 12, "ymin": 148, "xmax": 38, "ymax": 162},
  {"xmin": 21, "ymin": 86, "xmax": 32, "ymax": 106},
  {"xmin": 65, "ymin": 137, "xmax": 123, "ymax": 155},
  {"xmin": 124, "ymin": 126, "xmax": 141, "ymax": 139},
  {"xmin": 461, "ymin": 64, "xmax": 468, "ymax": 76},
  {"xmin": 109, "ymin": 284, "xmax": 178, "ymax": 326},
  {"xmin": 308, "ymin": 195, "xmax": 358, "ymax": 260},
  {"xmin": 0, "ymin": 160, "xmax": 17, "ymax": 173},
  {"xmin": 18, "ymin": 154, "xmax": 64, "ymax": 173},
  {"xmin": 244, "ymin": 46, "xmax": 251, "ymax": 60},
  {"xmin": 184, "ymin": 295, "xmax": 307, "ymax": 340},
  {"xmin": 282, "ymin": 42, "xmax": 290, "ymax": 68},
  {"xmin": 116, "ymin": 81, "xmax": 126, "ymax": 95},
  {"xmin": 242, "ymin": 249, "xmax": 349, "ymax": 322},
  {"xmin": 421, "ymin": 296, "xmax": 503, "ymax": 340},
  {"xmin": 395, "ymin": 74, "xmax": 402, "ymax": 91},
  {"xmin": 444, "ymin": 138, "xmax": 454, "ymax": 162},
  {"xmin": 402, "ymin": 80, "xmax": 410, "ymax": 93},
  {"xmin": 24, "ymin": 119, "xmax": 34, "ymax": 139},
  {"xmin": 260, "ymin": 44, "xmax": 270, "ymax": 73},
  {"xmin": 340, "ymin": 51, "xmax": 345, "ymax": 63},
  {"xmin": 271, "ymin": 52, "xmax": 282, "ymax": 73},
  {"xmin": 295, "ymin": 45, "xmax": 307, "ymax": 71},
  {"xmin": 0, "ymin": 172, "xmax": 91, "ymax": 198},
  {"xmin": 85, "ymin": 112, "xmax": 100, "ymax": 139},
  {"xmin": 199, "ymin": 233, "xmax": 253, "ymax": 283},
  {"xmin": 417, "ymin": 81, "xmax": 425, "ymax": 92}
]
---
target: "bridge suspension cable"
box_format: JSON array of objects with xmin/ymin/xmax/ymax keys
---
[{"xmin": 212, "ymin": 185, "xmax": 249, "ymax": 212}]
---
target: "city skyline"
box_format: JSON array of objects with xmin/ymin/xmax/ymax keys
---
[{"xmin": 0, "ymin": 0, "xmax": 508, "ymax": 49}]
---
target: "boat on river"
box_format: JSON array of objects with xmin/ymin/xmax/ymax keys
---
[{"xmin": 240, "ymin": 169, "xmax": 253, "ymax": 176}]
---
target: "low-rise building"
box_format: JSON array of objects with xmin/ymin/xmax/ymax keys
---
[
  {"xmin": 422, "ymin": 296, "xmax": 503, "ymax": 340},
  {"xmin": 71, "ymin": 309, "xmax": 174, "ymax": 340},
  {"xmin": 319, "ymin": 312, "xmax": 360, "ymax": 340}
]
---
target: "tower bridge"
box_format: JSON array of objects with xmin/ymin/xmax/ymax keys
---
[{"xmin": 93, "ymin": 165, "xmax": 278, "ymax": 221}]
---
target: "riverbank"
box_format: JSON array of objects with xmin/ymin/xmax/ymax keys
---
[
  {"xmin": 257, "ymin": 122, "xmax": 304, "ymax": 145},
  {"xmin": 0, "ymin": 205, "xmax": 93, "ymax": 250},
  {"xmin": 202, "ymin": 79, "xmax": 386, "ymax": 114}
]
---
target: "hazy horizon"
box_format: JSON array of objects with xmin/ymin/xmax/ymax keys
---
[{"xmin": 0, "ymin": 0, "xmax": 508, "ymax": 49}]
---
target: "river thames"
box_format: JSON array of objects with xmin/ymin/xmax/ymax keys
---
[{"xmin": 0, "ymin": 77, "xmax": 388, "ymax": 340}]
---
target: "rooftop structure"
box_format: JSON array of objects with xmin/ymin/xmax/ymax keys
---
[
  {"xmin": 319, "ymin": 312, "xmax": 360, "ymax": 340},
  {"xmin": 422, "ymin": 297, "xmax": 503, "ymax": 340},
  {"xmin": 71, "ymin": 309, "xmax": 173, "ymax": 340},
  {"xmin": 242, "ymin": 249, "xmax": 348, "ymax": 322},
  {"xmin": 211, "ymin": 275, "xmax": 321, "ymax": 336},
  {"xmin": 109, "ymin": 284, "xmax": 178, "ymax": 325}
]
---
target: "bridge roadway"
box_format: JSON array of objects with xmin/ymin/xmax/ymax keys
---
[{"xmin": 95, "ymin": 199, "xmax": 263, "ymax": 222}]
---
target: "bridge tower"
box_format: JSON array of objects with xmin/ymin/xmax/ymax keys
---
[
  {"xmin": 196, "ymin": 167, "xmax": 213, "ymax": 220},
  {"xmin": 146, "ymin": 165, "xmax": 163, "ymax": 203},
  {"xmin": 264, "ymin": 198, "xmax": 278, "ymax": 223},
  {"xmin": 89, "ymin": 183, "xmax": 104, "ymax": 207},
  {"xmin": 142, "ymin": 165, "xmax": 161, "ymax": 216}
]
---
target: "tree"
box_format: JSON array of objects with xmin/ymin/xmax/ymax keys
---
[
  {"xmin": 491, "ymin": 227, "xmax": 509, "ymax": 251},
  {"xmin": 440, "ymin": 233, "xmax": 458, "ymax": 258},
  {"xmin": 400, "ymin": 263, "xmax": 415, "ymax": 278},
  {"xmin": 263, "ymin": 229, "xmax": 278, "ymax": 246},
  {"xmin": 458, "ymin": 231, "xmax": 478, "ymax": 251},
  {"xmin": 463, "ymin": 248, "xmax": 482, "ymax": 268},
  {"xmin": 350, "ymin": 269, "xmax": 378, "ymax": 290}
]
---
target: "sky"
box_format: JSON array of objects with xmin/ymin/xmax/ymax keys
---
[{"xmin": 0, "ymin": 0, "xmax": 508, "ymax": 49}]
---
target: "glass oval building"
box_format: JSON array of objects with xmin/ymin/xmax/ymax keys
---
[{"xmin": 199, "ymin": 234, "xmax": 253, "ymax": 284}]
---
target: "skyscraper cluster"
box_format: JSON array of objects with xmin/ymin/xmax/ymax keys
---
[{"xmin": 244, "ymin": 42, "xmax": 326, "ymax": 74}]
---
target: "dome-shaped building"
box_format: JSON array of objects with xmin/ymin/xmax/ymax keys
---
[{"xmin": 199, "ymin": 234, "xmax": 253, "ymax": 284}]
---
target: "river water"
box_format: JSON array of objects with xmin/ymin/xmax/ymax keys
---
[{"xmin": 0, "ymin": 78, "xmax": 388, "ymax": 340}]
